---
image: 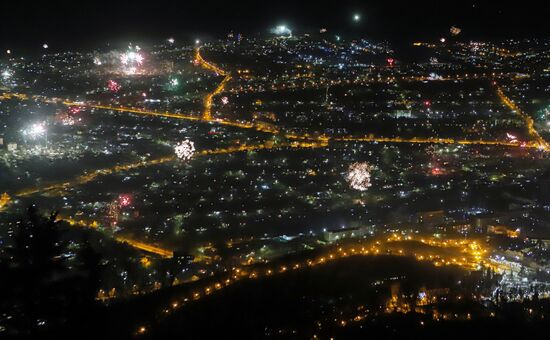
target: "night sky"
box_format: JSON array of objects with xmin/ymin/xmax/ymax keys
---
[{"xmin": 1, "ymin": 1, "xmax": 549, "ymax": 53}]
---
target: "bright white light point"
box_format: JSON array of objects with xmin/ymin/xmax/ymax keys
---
[
  {"xmin": 6, "ymin": 50, "xmax": 11, "ymax": 54},
  {"xmin": 440, "ymin": 37, "xmax": 446, "ymax": 43},
  {"xmin": 174, "ymin": 139, "xmax": 195, "ymax": 160},
  {"xmin": 353, "ymin": 14, "xmax": 360, "ymax": 21},
  {"xmin": 42, "ymin": 44, "xmax": 49, "ymax": 49},
  {"xmin": 195, "ymin": 39, "xmax": 201, "ymax": 45},
  {"xmin": 346, "ymin": 162, "xmax": 372, "ymax": 191},
  {"xmin": 168, "ymin": 38, "xmax": 175, "ymax": 44}
]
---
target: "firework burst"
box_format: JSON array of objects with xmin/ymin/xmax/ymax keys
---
[
  {"xmin": 118, "ymin": 194, "xmax": 132, "ymax": 207},
  {"xmin": 174, "ymin": 139, "xmax": 195, "ymax": 160},
  {"xmin": 119, "ymin": 46, "xmax": 144, "ymax": 75},
  {"xmin": 120, "ymin": 51, "xmax": 143, "ymax": 66},
  {"xmin": 346, "ymin": 162, "xmax": 372, "ymax": 191},
  {"xmin": 107, "ymin": 79, "xmax": 121, "ymax": 92}
]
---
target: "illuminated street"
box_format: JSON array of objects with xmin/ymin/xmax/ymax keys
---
[{"xmin": 1, "ymin": 1, "xmax": 550, "ymax": 339}]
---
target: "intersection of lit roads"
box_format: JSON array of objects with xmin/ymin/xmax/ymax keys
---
[
  {"xmin": 2, "ymin": 38, "xmax": 547, "ymax": 336},
  {"xmin": 1, "ymin": 43, "xmax": 548, "ymax": 261}
]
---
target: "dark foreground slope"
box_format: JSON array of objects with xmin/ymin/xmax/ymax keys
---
[{"xmin": 129, "ymin": 256, "xmax": 549, "ymax": 340}]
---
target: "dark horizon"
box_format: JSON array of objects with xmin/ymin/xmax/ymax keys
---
[{"xmin": 2, "ymin": 0, "xmax": 550, "ymax": 54}]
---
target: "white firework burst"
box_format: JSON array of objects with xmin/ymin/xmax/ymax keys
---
[
  {"xmin": 174, "ymin": 139, "xmax": 195, "ymax": 160},
  {"xmin": 119, "ymin": 46, "xmax": 144, "ymax": 75},
  {"xmin": 120, "ymin": 51, "xmax": 143, "ymax": 66},
  {"xmin": 346, "ymin": 162, "xmax": 372, "ymax": 191}
]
